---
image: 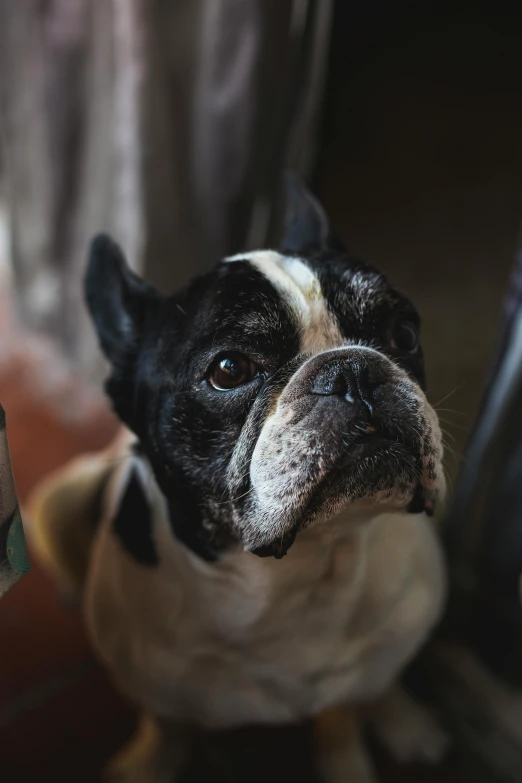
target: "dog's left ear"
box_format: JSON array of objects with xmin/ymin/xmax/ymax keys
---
[
  {"xmin": 85, "ymin": 234, "xmax": 160, "ymax": 367},
  {"xmin": 281, "ymin": 171, "xmax": 343, "ymax": 254}
]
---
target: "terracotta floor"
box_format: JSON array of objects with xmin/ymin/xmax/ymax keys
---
[{"xmin": 0, "ymin": 329, "xmax": 135, "ymax": 783}]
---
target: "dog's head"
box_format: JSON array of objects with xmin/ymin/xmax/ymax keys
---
[{"xmin": 85, "ymin": 178, "xmax": 444, "ymax": 562}]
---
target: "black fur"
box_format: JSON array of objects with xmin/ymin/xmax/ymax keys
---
[
  {"xmin": 304, "ymin": 251, "xmax": 426, "ymax": 389},
  {"xmin": 112, "ymin": 468, "xmax": 158, "ymax": 566},
  {"xmin": 85, "ymin": 178, "xmax": 432, "ymax": 564}
]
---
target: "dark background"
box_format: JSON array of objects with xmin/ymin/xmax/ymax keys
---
[{"xmin": 319, "ymin": 0, "xmax": 522, "ymax": 473}]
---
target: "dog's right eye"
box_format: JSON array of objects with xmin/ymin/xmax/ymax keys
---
[{"xmin": 208, "ymin": 352, "xmax": 259, "ymax": 391}]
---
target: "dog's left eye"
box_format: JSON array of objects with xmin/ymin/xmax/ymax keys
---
[
  {"xmin": 208, "ymin": 352, "xmax": 259, "ymax": 390},
  {"xmin": 390, "ymin": 321, "xmax": 419, "ymax": 353}
]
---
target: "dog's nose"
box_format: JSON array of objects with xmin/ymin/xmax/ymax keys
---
[{"xmin": 310, "ymin": 359, "xmax": 381, "ymax": 417}]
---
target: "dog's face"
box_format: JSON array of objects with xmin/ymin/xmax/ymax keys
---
[{"xmin": 86, "ymin": 181, "xmax": 444, "ymax": 562}]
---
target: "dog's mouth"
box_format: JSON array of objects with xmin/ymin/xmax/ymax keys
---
[
  {"xmin": 247, "ymin": 417, "xmax": 429, "ymax": 559},
  {"xmin": 341, "ymin": 426, "xmax": 407, "ymax": 463},
  {"xmin": 326, "ymin": 413, "xmax": 417, "ymax": 477},
  {"xmin": 317, "ymin": 421, "xmax": 419, "ymax": 499},
  {"xmin": 234, "ymin": 346, "xmax": 444, "ymax": 561}
]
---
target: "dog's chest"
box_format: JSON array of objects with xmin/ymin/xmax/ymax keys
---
[{"xmin": 85, "ymin": 510, "xmax": 445, "ymax": 728}]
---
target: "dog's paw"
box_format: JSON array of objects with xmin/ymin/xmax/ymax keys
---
[
  {"xmin": 315, "ymin": 706, "xmax": 378, "ymax": 783},
  {"xmin": 102, "ymin": 716, "xmax": 181, "ymax": 783},
  {"xmin": 370, "ymin": 686, "xmax": 450, "ymax": 765},
  {"xmin": 103, "ymin": 752, "xmax": 162, "ymax": 783},
  {"xmin": 102, "ymin": 758, "xmax": 143, "ymax": 783},
  {"xmin": 103, "ymin": 753, "xmax": 179, "ymax": 783},
  {"xmin": 318, "ymin": 751, "xmax": 378, "ymax": 783}
]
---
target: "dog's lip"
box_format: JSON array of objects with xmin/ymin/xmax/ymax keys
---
[{"xmin": 342, "ymin": 430, "xmax": 406, "ymax": 464}]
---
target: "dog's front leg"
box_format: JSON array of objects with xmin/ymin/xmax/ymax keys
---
[
  {"xmin": 314, "ymin": 705, "xmax": 377, "ymax": 783},
  {"xmin": 103, "ymin": 714, "xmax": 185, "ymax": 783}
]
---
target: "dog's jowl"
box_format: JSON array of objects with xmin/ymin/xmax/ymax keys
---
[{"xmin": 31, "ymin": 178, "xmax": 448, "ymax": 782}]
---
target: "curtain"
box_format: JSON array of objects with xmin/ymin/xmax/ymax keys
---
[{"xmin": 0, "ymin": 0, "xmax": 333, "ymax": 382}]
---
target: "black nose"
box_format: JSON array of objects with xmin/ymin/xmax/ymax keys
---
[{"xmin": 310, "ymin": 359, "xmax": 380, "ymax": 417}]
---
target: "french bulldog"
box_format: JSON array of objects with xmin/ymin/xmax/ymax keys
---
[{"xmin": 29, "ymin": 176, "xmax": 448, "ymax": 782}]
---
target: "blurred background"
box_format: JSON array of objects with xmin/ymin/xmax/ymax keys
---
[{"xmin": 1, "ymin": 1, "xmax": 522, "ymax": 781}]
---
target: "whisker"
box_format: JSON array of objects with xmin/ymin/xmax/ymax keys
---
[
  {"xmin": 439, "ymin": 426, "xmax": 457, "ymax": 443},
  {"xmin": 432, "ymin": 384, "xmax": 466, "ymax": 408},
  {"xmin": 434, "ymin": 407, "xmax": 470, "ymax": 419},
  {"xmin": 437, "ymin": 416, "xmax": 469, "ymax": 434},
  {"xmin": 216, "ymin": 485, "xmax": 257, "ymax": 506}
]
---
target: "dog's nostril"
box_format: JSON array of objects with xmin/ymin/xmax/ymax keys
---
[
  {"xmin": 311, "ymin": 368, "xmax": 349, "ymax": 397},
  {"xmin": 310, "ymin": 362, "xmax": 381, "ymax": 419},
  {"xmin": 329, "ymin": 371, "xmax": 349, "ymax": 397},
  {"xmin": 310, "ymin": 366, "xmax": 372, "ymax": 411}
]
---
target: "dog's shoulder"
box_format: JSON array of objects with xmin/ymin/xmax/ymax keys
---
[{"xmin": 26, "ymin": 427, "xmax": 135, "ymax": 595}]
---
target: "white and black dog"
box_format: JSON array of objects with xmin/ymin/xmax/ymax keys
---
[{"xmin": 30, "ymin": 177, "xmax": 448, "ymax": 782}]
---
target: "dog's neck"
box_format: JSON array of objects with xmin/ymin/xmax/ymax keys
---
[
  {"xmin": 95, "ymin": 446, "xmax": 441, "ymax": 685},
  {"xmin": 108, "ymin": 446, "xmax": 409, "ymax": 611}
]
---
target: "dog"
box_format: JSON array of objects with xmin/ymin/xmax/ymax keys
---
[{"xmin": 29, "ymin": 176, "xmax": 448, "ymax": 782}]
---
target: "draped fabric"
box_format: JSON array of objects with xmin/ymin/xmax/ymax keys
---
[{"xmin": 0, "ymin": 0, "xmax": 333, "ymax": 382}]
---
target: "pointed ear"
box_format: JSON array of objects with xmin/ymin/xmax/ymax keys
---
[
  {"xmin": 281, "ymin": 171, "xmax": 339, "ymax": 254},
  {"xmin": 84, "ymin": 234, "xmax": 160, "ymax": 366}
]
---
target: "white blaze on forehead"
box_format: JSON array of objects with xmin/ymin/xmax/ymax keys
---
[{"xmin": 225, "ymin": 250, "xmax": 344, "ymax": 353}]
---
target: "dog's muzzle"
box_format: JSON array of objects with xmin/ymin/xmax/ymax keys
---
[{"xmin": 236, "ymin": 347, "xmax": 444, "ymax": 557}]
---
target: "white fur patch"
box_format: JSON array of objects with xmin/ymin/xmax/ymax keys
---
[
  {"xmin": 226, "ymin": 250, "xmax": 344, "ymax": 353},
  {"xmin": 86, "ymin": 480, "xmax": 446, "ymax": 729}
]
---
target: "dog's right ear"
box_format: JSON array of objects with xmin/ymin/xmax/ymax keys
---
[
  {"xmin": 85, "ymin": 234, "xmax": 160, "ymax": 366},
  {"xmin": 281, "ymin": 172, "xmax": 346, "ymax": 254}
]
